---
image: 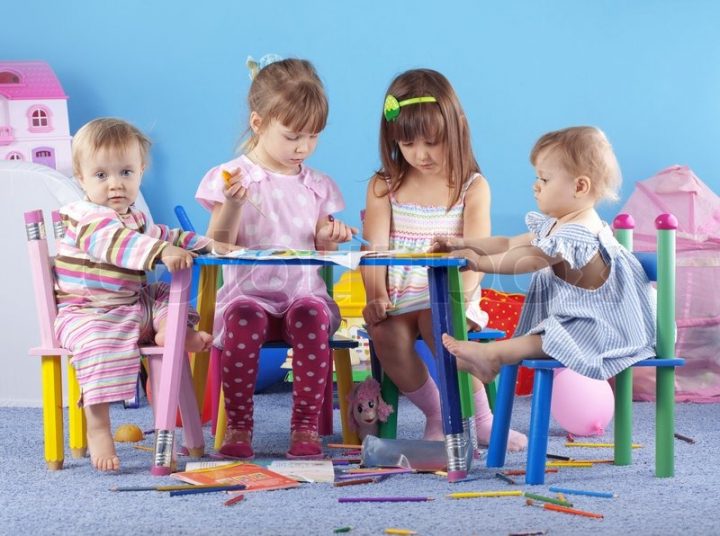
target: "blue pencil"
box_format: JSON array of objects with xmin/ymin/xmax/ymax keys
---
[
  {"xmin": 352, "ymin": 233, "xmax": 371, "ymax": 247},
  {"xmin": 169, "ymin": 484, "xmax": 247, "ymax": 497},
  {"xmin": 548, "ymin": 486, "xmax": 617, "ymax": 498}
]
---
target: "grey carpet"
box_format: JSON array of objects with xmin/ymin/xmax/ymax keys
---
[{"xmin": 0, "ymin": 384, "xmax": 717, "ymax": 536}]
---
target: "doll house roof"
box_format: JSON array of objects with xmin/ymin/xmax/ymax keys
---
[
  {"xmin": 0, "ymin": 61, "xmax": 67, "ymax": 100},
  {"xmin": 619, "ymin": 165, "xmax": 720, "ymax": 252}
]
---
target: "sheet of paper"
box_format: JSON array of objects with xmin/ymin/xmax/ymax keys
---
[{"xmin": 267, "ymin": 459, "xmax": 336, "ymax": 483}]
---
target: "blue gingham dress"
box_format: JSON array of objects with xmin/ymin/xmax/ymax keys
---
[{"xmin": 515, "ymin": 212, "xmax": 656, "ymax": 380}]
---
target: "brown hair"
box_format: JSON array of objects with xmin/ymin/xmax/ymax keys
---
[
  {"xmin": 72, "ymin": 117, "xmax": 151, "ymax": 177},
  {"xmin": 242, "ymin": 58, "xmax": 328, "ymax": 151},
  {"xmin": 377, "ymin": 69, "xmax": 480, "ymax": 209},
  {"xmin": 530, "ymin": 126, "xmax": 621, "ymax": 202}
]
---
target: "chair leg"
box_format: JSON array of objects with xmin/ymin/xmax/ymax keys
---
[
  {"xmin": 368, "ymin": 340, "xmax": 399, "ymax": 439},
  {"xmin": 177, "ymin": 354, "xmax": 205, "ymax": 457},
  {"xmin": 67, "ymin": 360, "xmax": 87, "ymax": 459},
  {"xmin": 214, "ymin": 389, "xmax": 226, "ymax": 451},
  {"xmin": 319, "ymin": 364, "xmax": 334, "ymax": 436},
  {"xmin": 614, "ymin": 368, "xmax": 633, "ymax": 465},
  {"xmin": 208, "ymin": 346, "xmax": 221, "ymax": 436},
  {"xmin": 525, "ymin": 368, "xmax": 554, "ymax": 485},
  {"xmin": 333, "ymin": 348, "xmax": 359, "ymax": 444},
  {"xmin": 41, "ymin": 355, "xmax": 64, "ymax": 470},
  {"xmin": 656, "ymin": 366, "xmax": 676, "ymax": 477},
  {"xmin": 487, "ymin": 364, "xmax": 519, "ymax": 468}
]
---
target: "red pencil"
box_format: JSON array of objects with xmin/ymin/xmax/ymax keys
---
[{"xmin": 224, "ymin": 494, "xmax": 245, "ymax": 507}]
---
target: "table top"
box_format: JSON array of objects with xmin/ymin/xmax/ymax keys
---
[{"xmin": 194, "ymin": 254, "xmax": 468, "ymax": 268}]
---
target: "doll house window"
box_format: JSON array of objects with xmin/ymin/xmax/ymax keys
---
[
  {"xmin": 0, "ymin": 71, "xmax": 21, "ymax": 84},
  {"xmin": 6, "ymin": 151, "xmax": 23, "ymax": 161},
  {"xmin": 28, "ymin": 106, "xmax": 53, "ymax": 133}
]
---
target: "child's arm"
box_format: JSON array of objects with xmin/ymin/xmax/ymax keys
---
[
  {"xmin": 432, "ymin": 231, "xmax": 534, "ymax": 256},
  {"xmin": 456, "ymin": 243, "xmax": 563, "ymax": 275},
  {"xmin": 359, "ymin": 176, "xmax": 393, "ymax": 325},
  {"xmin": 206, "ymin": 168, "xmax": 248, "ymax": 245},
  {"xmin": 459, "ymin": 176, "xmax": 490, "ymax": 303}
]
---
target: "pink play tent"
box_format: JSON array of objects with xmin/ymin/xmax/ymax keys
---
[{"xmin": 620, "ymin": 165, "xmax": 720, "ymax": 402}]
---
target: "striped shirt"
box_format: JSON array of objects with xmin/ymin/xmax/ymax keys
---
[
  {"xmin": 516, "ymin": 211, "xmax": 656, "ymax": 380},
  {"xmin": 387, "ymin": 175, "xmax": 481, "ymax": 315},
  {"xmin": 55, "ymin": 200, "xmax": 211, "ymax": 308}
]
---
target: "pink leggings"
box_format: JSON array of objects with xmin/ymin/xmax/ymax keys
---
[{"xmin": 221, "ymin": 297, "xmax": 332, "ymax": 434}]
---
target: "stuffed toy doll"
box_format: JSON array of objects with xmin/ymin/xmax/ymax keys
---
[{"xmin": 347, "ymin": 377, "xmax": 394, "ymax": 441}]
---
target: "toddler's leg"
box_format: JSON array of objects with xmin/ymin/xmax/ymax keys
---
[
  {"xmin": 473, "ymin": 386, "xmax": 527, "ymax": 451},
  {"xmin": 284, "ymin": 297, "xmax": 332, "ymax": 458},
  {"xmin": 402, "ymin": 377, "xmax": 444, "ymax": 441},
  {"xmin": 219, "ymin": 299, "xmax": 272, "ymax": 459},
  {"xmin": 147, "ymin": 282, "xmax": 212, "ymax": 352},
  {"xmin": 84, "ymin": 402, "xmax": 120, "ymax": 472},
  {"xmin": 442, "ymin": 333, "xmax": 546, "ymax": 384}
]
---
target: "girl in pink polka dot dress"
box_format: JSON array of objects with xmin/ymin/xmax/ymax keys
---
[{"xmin": 195, "ymin": 57, "xmax": 356, "ymax": 459}]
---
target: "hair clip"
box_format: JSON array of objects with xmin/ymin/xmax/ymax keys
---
[
  {"xmin": 246, "ymin": 53, "xmax": 283, "ymax": 80},
  {"xmin": 383, "ymin": 95, "xmax": 437, "ymax": 121}
]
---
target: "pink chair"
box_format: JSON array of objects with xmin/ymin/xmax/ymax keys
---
[{"xmin": 24, "ymin": 209, "xmax": 205, "ymax": 470}]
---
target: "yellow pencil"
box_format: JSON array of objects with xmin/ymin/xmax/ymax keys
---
[
  {"xmin": 565, "ymin": 442, "xmax": 642, "ymax": 448},
  {"xmin": 546, "ymin": 461, "xmax": 593, "ymax": 468},
  {"xmin": 448, "ymin": 490, "xmax": 523, "ymax": 499},
  {"xmin": 384, "ymin": 529, "xmax": 417, "ymax": 535}
]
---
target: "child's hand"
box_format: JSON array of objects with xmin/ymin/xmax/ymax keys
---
[
  {"xmin": 450, "ymin": 248, "xmax": 481, "ymax": 271},
  {"xmin": 316, "ymin": 215, "xmax": 356, "ymax": 249},
  {"xmin": 362, "ymin": 298, "xmax": 394, "ymax": 326},
  {"xmin": 211, "ymin": 240, "xmax": 242, "ymax": 255},
  {"xmin": 222, "ymin": 168, "xmax": 249, "ymax": 205},
  {"xmin": 430, "ymin": 236, "xmax": 465, "ymax": 253},
  {"xmin": 161, "ymin": 245, "xmax": 196, "ymax": 272}
]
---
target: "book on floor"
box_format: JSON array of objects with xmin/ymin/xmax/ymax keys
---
[{"xmin": 171, "ymin": 462, "xmax": 300, "ymax": 492}]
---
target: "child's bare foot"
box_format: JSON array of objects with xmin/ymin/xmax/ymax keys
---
[
  {"xmin": 85, "ymin": 403, "xmax": 120, "ymax": 472},
  {"xmin": 154, "ymin": 329, "xmax": 213, "ymax": 352},
  {"xmin": 442, "ymin": 333, "xmax": 501, "ymax": 383},
  {"xmin": 475, "ymin": 419, "xmax": 528, "ymax": 452}
]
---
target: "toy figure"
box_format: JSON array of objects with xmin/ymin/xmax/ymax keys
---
[{"xmin": 347, "ymin": 377, "xmax": 394, "ymax": 441}]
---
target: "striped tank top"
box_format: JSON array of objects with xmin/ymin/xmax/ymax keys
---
[{"xmin": 387, "ymin": 174, "xmax": 480, "ymax": 315}]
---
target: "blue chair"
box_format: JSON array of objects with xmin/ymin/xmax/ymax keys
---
[{"xmin": 487, "ymin": 213, "xmax": 685, "ymax": 485}]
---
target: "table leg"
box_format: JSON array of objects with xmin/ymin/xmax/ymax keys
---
[
  {"xmin": 427, "ymin": 267, "xmax": 471, "ymax": 483},
  {"xmin": 152, "ymin": 267, "xmax": 192, "ymax": 475}
]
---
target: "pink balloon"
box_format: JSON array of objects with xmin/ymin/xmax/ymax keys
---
[{"xmin": 550, "ymin": 369, "xmax": 614, "ymax": 436}]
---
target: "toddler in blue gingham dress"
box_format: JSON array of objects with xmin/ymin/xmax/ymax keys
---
[{"xmin": 438, "ymin": 126, "xmax": 655, "ymax": 382}]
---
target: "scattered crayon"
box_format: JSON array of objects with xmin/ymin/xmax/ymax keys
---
[
  {"xmin": 523, "ymin": 492, "xmax": 573, "ymax": 507},
  {"xmin": 448, "ymin": 491, "xmax": 523, "ymax": 499},
  {"xmin": 565, "ymin": 442, "xmax": 642, "ymax": 448},
  {"xmin": 549, "ymin": 486, "xmax": 617, "ymax": 499},
  {"xmin": 546, "ymin": 453, "xmax": 571, "ymax": 461},
  {"xmin": 384, "ymin": 529, "xmax": 417, "ymax": 535},
  {"xmin": 545, "ymin": 461, "xmax": 593, "ymax": 468},
  {"xmin": 339, "ymin": 497, "xmax": 433, "ymax": 503},
  {"xmin": 495, "ymin": 472, "xmax": 517, "ymax": 485},
  {"xmin": 333, "ymin": 527, "xmax": 353, "ymax": 533},
  {"xmin": 223, "ymin": 493, "xmax": 245, "ymax": 506},
  {"xmin": 333, "ymin": 477, "xmax": 376, "ymax": 488},
  {"xmin": 674, "ymin": 432, "xmax": 696, "ymax": 444},
  {"xmin": 526, "ymin": 499, "xmax": 604, "ymax": 519}
]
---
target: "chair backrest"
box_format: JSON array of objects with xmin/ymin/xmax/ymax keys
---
[{"xmin": 25, "ymin": 209, "xmax": 65, "ymax": 349}]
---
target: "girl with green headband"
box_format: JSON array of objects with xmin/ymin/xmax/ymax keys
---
[{"xmin": 360, "ymin": 69, "xmax": 527, "ymax": 451}]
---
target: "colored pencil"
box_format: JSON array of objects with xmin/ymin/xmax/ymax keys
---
[
  {"xmin": 327, "ymin": 443, "xmax": 362, "ymax": 450},
  {"xmin": 674, "ymin": 432, "xmax": 696, "ymax": 444},
  {"xmin": 333, "ymin": 477, "xmax": 376, "ymax": 487},
  {"xmin": 334, "ymin": 527, "xmax": 353, "ymax": 533},
  {"xmin": 545, "ymin": 461, "xmax": 593, "ymax": 467},
  {"xmin": 565, "ymin": 442, "xmax": 642, "ymax": 448},
  {"xmin": 549, "ymin": 486, "xmax": 617, "ymax": 498},
  {"xmin": 546, "ymin": 453, "xmax": 571, "ymax": 460},
  {"xmin": 169, "ymin": 484, "xmax": 247, "ymax": 497},
  {"xmin": 223, "ymin": 493, "xmax": 245, "ymax": 506},
  {"xmin": 502, "ymin": 468, "xmax": 558, "ymax": 476},
  {"xmin": 338, "ymin": 497, "xmax": 433, "ymax": 503},
  {"xmin": 448, "ymin": 490, "xmax": 523, "ymax": 499},
  {"xmin": 523, "ymin": 492, "xmax": 573, "ymax": 507},
  {"xmin": 110, "ymin": 483, "xmax": 245, "ymax": 492},
  {"xmin": 508, "ymin": 531, "xmax": 548, "ymax": 536},
  {"xmin": 526, "ymin": 499, "xmax": 604, "ymax": 519},
  {"xmin": 495, "ymin": 472, "xmax": 517, "ymax": 485},
  {"xmin": 384, "ymin": 529, "xmax": 418, "ymax": 535}
]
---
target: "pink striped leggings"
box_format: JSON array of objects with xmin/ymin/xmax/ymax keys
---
[{"xmin": 220, "ymin": 296, "xmax": 332, "ymax": 434}]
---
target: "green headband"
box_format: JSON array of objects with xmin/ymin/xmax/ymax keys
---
[{"xmin": 383, "ymin": 95, "xmax": 437, "ymax": 121}]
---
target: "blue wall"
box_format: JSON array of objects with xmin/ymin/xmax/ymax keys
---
[{"xmin": 4, "ymin": 1, "xmax": 719, "ymax": 290}]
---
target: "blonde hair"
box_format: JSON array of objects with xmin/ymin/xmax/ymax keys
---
[
  {"xmin": 72, "ymin": 118, "xmax": 151, "ymax": 177},
  {"xmin": 377, "ymin": 69, "xmax": 480, "ymax": 209},
  {"xmin": 242, "ymin": 58, "xmax": 328, "ymax": 151},
  {"xmin": 530, "ymin": 126, "xmax": 621, "ymax": 202}
]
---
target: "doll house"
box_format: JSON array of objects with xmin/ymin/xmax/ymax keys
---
[{"xmin": 0, "ymin": 61, "xmax": 72, "ymax": 177}]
